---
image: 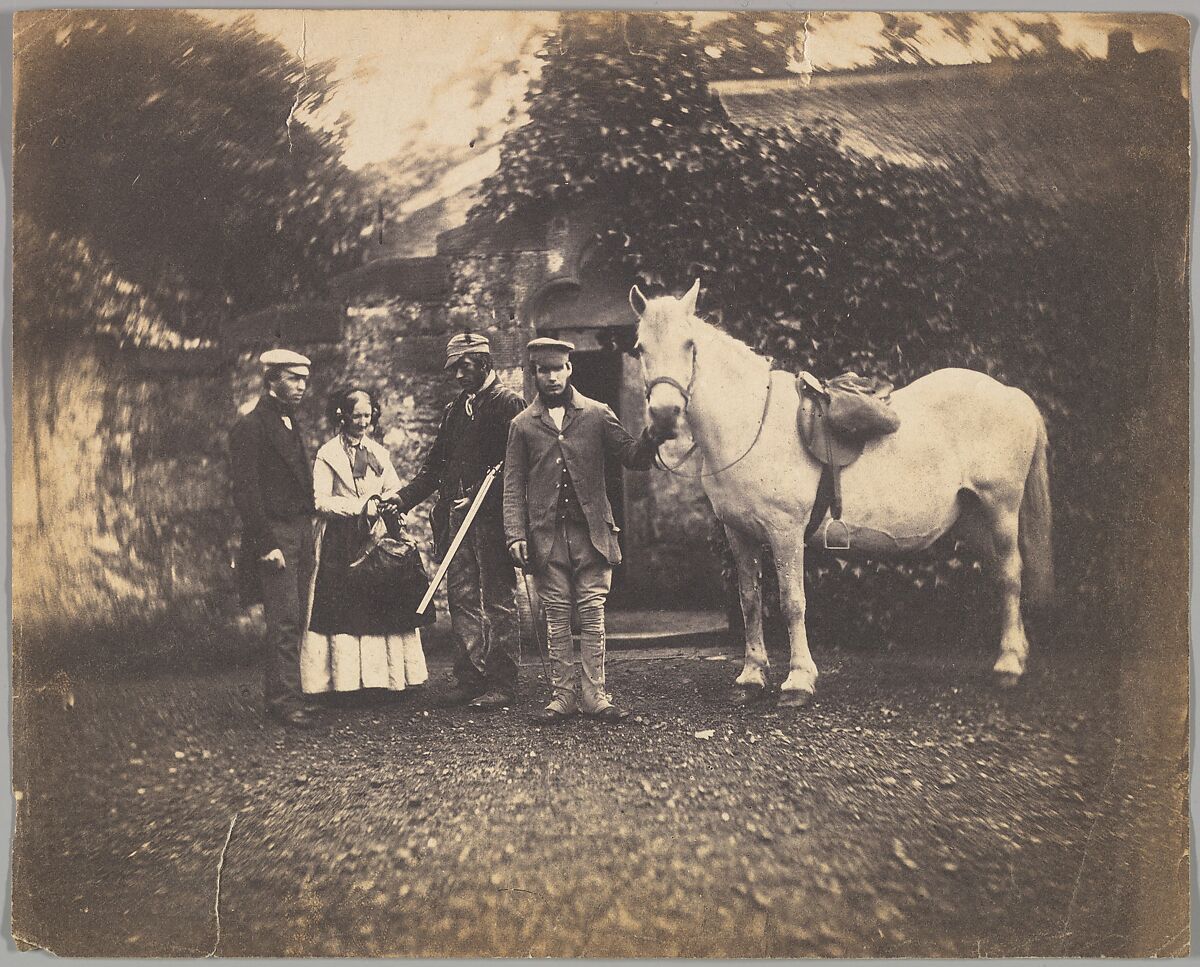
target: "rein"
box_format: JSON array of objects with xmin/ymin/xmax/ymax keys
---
[{"xmin": 646, "ymin": 343, "xmax": 774, "ymax": 479}]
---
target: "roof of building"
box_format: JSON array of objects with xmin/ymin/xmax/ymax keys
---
[
  {"xmin": 436, "ymin": 210, "xmax": 549, "ymax": 257},
  {"xmin": 326, "ymin": 255, "xmax": 452, "ymax": 305},
  {"xmin": 223, "ymin": 300, "xmax": 346, "ymax": 347},
  {"xmin": 713, "ymin": 53, "xmax": 1187, "ymax": 206},
  {"xmin": 326, "ymin": 39, "xmax": 1188, "ymax": 308}
]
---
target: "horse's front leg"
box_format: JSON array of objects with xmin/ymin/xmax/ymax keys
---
[
  {"xmin": 725, "ymin": 524, "xmax": 770, "ymax": 703},
  {"xmin": 774, "ymin": 536, "xmax": 818, "ymax": 707}
]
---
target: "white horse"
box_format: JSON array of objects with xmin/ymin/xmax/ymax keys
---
[{"xmin": 631, "ymin": 280, "xmax": 1053, "ymax": 706}]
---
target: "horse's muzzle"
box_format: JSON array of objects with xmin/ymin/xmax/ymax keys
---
[{"xmin": 648, "ymin": 401, "xmax": 682, "ymax": 437}]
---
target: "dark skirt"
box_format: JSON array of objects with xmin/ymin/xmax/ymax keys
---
[{"xmin": 309, "ymin": 516, "xmax": 435, "ymax": 636}]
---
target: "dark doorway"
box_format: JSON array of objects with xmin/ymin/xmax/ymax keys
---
[{"xmin": 568, "ymin": 349, "xmax": 630, "ymax": 603}]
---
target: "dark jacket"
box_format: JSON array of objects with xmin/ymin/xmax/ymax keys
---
[
  {"xmin": 394, "ymin": 375, "xmax": 525, "ymax": 554},
  {"xmin": 229, "ymin": 394, "xmax": 315, "ymax": 605},
  {"xmin": 504, "ymin": 387, "xmax": 658, "ymax": 571}
]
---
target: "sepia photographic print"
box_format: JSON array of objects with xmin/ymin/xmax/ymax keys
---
[{"xmin": 10, "ymin": 8, "xmax": 1191, "ymax": 958}]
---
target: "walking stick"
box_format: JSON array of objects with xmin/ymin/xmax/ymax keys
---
[
  {"xmin": 415, "ymin": 463, "xmax": 502, "ymax": 616},
  {"xmin": 521, "ymin": 570, "xmax": 551, "ymax": 682}
]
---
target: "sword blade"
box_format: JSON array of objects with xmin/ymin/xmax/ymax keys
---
[{"xmin": 415, "ymin": 463, "xmax": 501, "ymax": 615}]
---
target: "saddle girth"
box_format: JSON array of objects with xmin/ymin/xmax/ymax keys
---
[
  {"xmin": 796, "ymin": 371, "xmax": 901, "ymax": 547},
  {"xmin": 800, "ymin": 389, "xmax": 845, "ymax": 545}
]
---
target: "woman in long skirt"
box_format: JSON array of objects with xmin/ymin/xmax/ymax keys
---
[{"xmin": 302, "ymin": 386, "xmax": 430, "ymax": 701}]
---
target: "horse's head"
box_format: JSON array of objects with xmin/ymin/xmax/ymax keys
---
[{"xmin": 630, "ymin": 278, "xmax": 701, "ymax": 438}]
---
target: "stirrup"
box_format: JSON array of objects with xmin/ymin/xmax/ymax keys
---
[{"xmin": 823, "ymin": 518, "xmax": 851, "ymax": 551}]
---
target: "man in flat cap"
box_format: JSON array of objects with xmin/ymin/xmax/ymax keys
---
[
  {"xmin": 230, "ymin": 349, "xmax": 319, "ymax": 728},
  {"xmin": 504, "ymin": 337, "xmax": 672, "ymax": 725},
  {"xmin": 390, "ymin": 332, "xmax": 526, "ymax": 708}
]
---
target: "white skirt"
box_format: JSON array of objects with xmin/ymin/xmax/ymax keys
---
[{"xmin": 300, "ymin": 629, "xmax": 428, "ymax": 693}]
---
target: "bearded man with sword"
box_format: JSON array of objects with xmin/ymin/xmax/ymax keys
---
[{"xmin": 388, "ymin": 333, "xmax": 526, "ymax": 709}]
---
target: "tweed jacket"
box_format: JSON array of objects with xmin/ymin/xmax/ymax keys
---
[
  {"xmin": 229, "ymin": 394, "xmax": 316, "ymax": 604},
  {"xmin": 504, "ymin": 387, "xmax": 658, "ymax": 571}
]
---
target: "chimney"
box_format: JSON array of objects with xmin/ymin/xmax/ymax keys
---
[{"xmin": 1107, "ymin": 30, "xmax": 1136, "ymax": 66}]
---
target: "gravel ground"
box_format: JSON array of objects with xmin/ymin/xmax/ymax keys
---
[{"xmin": 12, "ymin": 639, "xmax": 1188, "ymax": 958}]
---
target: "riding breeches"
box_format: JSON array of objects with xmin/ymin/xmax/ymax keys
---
[{"xmin": 533, "ymin": 517, "xmax": 614, "ymax": 715}]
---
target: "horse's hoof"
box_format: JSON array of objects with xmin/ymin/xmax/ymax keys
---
[
  {"xmin": 993, "ymin": 671, "xmax": 1022, "ymax": 690},
  {"xmin": 778, "ymin": 688, "xmax": 814, "ymax": 708},
  {"xmin": 728, "ymin": 684, "xmax": 768, "ymax": 706}
]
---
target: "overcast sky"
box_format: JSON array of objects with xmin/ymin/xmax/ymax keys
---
[{"xmin": 199, "ymin": 11, "xmax": 1188, "ymax": 171}]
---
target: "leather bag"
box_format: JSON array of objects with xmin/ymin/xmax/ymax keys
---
[{"xmin": 346, "ymin": 503, "xmax": 436, "ymax": 626}]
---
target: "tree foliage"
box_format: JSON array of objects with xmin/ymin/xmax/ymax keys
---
[
  {"xmin": 14, "ymin": 10, "xmax": 371, "ymax": 336},
  {"xmin": 694, "ymin": 12, "xmax": 807, "ymax": 79},
  {"xmin": 12, "ymin": 213, "xmax": 184, "ymax": 350},
  {"xmin": 476, "ymin": 11, "xmax": 1186, "ymax": 641}
]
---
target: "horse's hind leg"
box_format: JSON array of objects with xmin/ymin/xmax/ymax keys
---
[
  {"xmin": 982, "ymin": 495, "xmax": 1030, "ymax": 688},
  {"xmin": 725, "ymin": 524, "xmax": 770, "ymax": 703},
  {"xmin": 774, "ymin": 535, "xmax": 818, "ymax": 707}
]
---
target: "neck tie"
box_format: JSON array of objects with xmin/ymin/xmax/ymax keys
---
[
  {"xmin": 344, "ymin": 437, "xmax": 383, "ymax": 479},
  {"xmin": 273, "ymin": 395, "xmax": 295, "ymax": 431},
  {"xmin": 351, "ymin": 444, "xmax": 368, "ymax": 480}
]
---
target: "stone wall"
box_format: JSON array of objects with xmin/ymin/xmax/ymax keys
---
[
  {"xmin": 13, "ymin": 341, "xmax": 235, "ymax": 641},
  {"xmin": 13, "ymin": 228, "xmax": 725, "ymax": 652}
]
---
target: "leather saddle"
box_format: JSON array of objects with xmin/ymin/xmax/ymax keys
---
[{"xmin": 796, "ymin": 371, "xmax": 901, "ymax": 548}]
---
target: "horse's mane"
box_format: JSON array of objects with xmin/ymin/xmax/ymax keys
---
[
  {"xmin": 689, "ymin": 313, "xmax": 770, "ymax": 373},
  {"xmin": 639, "ymin": 294, "xmax": 770, "ymax": 377}
]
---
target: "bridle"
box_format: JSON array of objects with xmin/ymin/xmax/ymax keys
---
[
  {"xmin": 643, "ymin": 343, "xmax": 698, "ymax": 408},
  {"xmin": 643, "ymin": 339, "xmax": 774, "ymax": 479}
]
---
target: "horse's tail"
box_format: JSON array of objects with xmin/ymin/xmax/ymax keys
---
[{"xmin": 1019, "ymin": 411, "xmax": 1054, "ymax": 611}]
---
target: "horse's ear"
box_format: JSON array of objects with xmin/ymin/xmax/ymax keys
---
[
  {"xmin": 682, "ymin": 278, "xmax": 701, "ymax": 316},
  {"xmin": 629, "ymin": 285, "xmax": 648, "ymax": 318}
]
